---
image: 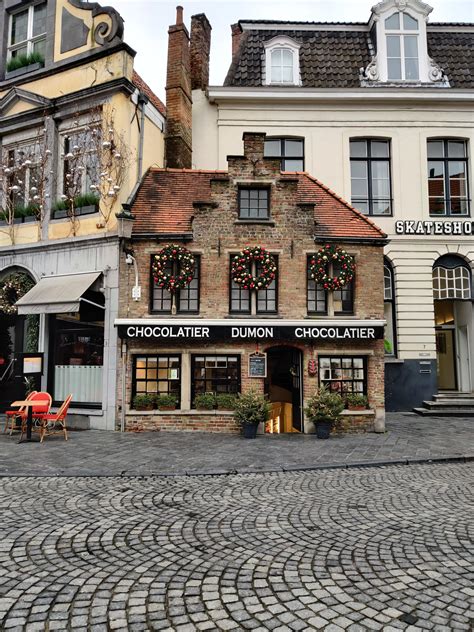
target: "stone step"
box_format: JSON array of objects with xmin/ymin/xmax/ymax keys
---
[
  {"xmin": 433, "ymin": 392, "xmax": 474, "ymax": 401},
  {"xmin": 413, "ymin": 407, "xmax": 474, "ymax": 417},
  {"xmin": 422, "ymin": 399, "xmax": 474, "ymax": 409}
]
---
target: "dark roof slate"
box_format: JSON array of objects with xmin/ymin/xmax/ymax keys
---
[{"xmin": 225, "ymin": 27, "xmax": 474, "ymax": 89}]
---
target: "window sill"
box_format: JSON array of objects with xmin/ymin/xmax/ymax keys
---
[
  {"xmin": 50, "ymin": 206, "xmax": 100, "ymax": 222},
  {"xmin": 234, "ymin": 219, "xmax": 275, "ymax": 226},
  {"xmin": 226, "ymin": 314, "xmax": 282, "ymax": 319},
  {"xmin": 384, "ymin": 357, "xmax": 404, "ymax": 364},
  {"xmin": 5, "ymin": 62, "xmax": 44, "ymax": 80},
  {"xmin": 128, "ymin": 409, "xmax": 235, "ymax": 416},
  {"xmin": 149, "ymin": 313, "xmax": 200, "ymax": 317},
  {"xmin": 341, "ymin": 409, "xmax": 374, "ymax": 416}
]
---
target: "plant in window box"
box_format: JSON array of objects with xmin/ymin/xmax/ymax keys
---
[
  {"xmin": 194, "ymin": 392, "xmax": 216, "ymax": 410},
  {"xmin": 52, "ymin": 193, "xmax": 100, "ymax": 220},
  {"xmin": 155, "ymin": 394, "xmax": 178, "ymax": 411},
  {"xmin": 346, "ymin": 393, "xmax": 368, "ymax": 411},
  {"xmin": 304, "ymin": 385, "xmax": 344, "ymax": 440},
  {"xmin": 132, "ymin": 394, "xmax": 155, "ymax": 411},
  {"xmin": 234, "ymin": 390, "xmax": 271, "ymax": 439},
  {"xmin": 215, "ymin": 393, "xmax": 238, "ymax": 411},
  {"xmin": 6, "ymin": 52, "xmax": 44, "ymax": 76}
]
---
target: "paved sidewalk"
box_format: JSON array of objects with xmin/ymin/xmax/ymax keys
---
[{"xmin": 0, "ymin": 413, "xmax": 472, "ymax": 477}]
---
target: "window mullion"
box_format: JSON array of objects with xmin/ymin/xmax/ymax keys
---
[
  {"xmin": 367, "ymin": 155, "xmax": 373, "ymax": 215},
  {"xmin": 27, "ymin": 5, "xmax": 34, "ymax": 56}
]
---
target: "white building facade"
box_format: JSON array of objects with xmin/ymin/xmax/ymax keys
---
[{"xmin": 191, "ymin": 0, "xmax": 474, "ymax": 410}]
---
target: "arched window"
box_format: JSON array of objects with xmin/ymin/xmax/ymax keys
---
[
  {"xmin": 432, "ymin": 255, "xmax": 471, "ymax": 301},
  {"xmin": 385, "ymin": 10, "xmax": 419, "ymax": 81},
  {"xmin": 384, "ymin": 259, "xmax": 396, "ymax": 355},
  {"xmin": 264, "ymin": 36, "xmax": 301, "ymax": 86}
]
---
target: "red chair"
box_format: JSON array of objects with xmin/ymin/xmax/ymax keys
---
[
  {"xmin": 4, "ymin": 391, "xmax": 37, "ymax": 435},
  {"xmin": 36, "ymin": 395, "xmax": 72, "ymax": 443},
  {"xmin": 19, "ymin": 391, "xmax": 52, "ymax": 440}
]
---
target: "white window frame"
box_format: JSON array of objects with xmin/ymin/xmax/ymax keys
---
[
  {"xmin": 385, "ymin": 11, "xmax": 420, "ymax": 81},
  {"xmin": 433, "ymin": 266, "xmax": 471, "ymax": 301},
  {"xmin": 264, "ymin": 36, "xmax": 301, "ymax": 86},
  {"xmin": 7, "ymin": 3, "xmax": 47, "ymax": 62}
]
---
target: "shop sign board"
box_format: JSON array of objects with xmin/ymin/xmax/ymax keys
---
[
  {"xmin": 117, "ymin": 323, "xmax": 384, "ymax": 341},
  {"xmin": 248, "ymin": 352, "xmax": 267, "ymax": 378},
  {"xmin": 395, "ymin": 220, "xmax": 474, "ymax": 235}
]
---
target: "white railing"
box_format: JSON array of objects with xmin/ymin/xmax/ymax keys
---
[{"xmin": 54, "ymin": 365, "xmax": 103, "ymax": 403}]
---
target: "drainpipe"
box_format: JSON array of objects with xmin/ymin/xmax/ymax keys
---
[
  {"xmin": 120, "ymin": 339, "xmax": 127, "ymax": 433},
  {"xmin": 137, "ymin": 92, "xmax": 149, "ymax": 181}
]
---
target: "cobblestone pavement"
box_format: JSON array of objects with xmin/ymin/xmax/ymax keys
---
[
  {"xmin": 0, "ymin": 462, "xmax": 473, "ymax": 631},
  {"xmin": 0, "ymin": 414, "xmax": 473, "ymax": 477}
]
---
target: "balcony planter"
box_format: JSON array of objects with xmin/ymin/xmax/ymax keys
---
[
  {"xmin": 52, "ymin": 204, "xmax": 98, "ymax": 220},
  {"xmin": 5, "ymin": 61, "xmax": 43, "ymax": 79}
]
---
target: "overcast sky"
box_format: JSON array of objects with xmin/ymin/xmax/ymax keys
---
[{"xmin": 110, "ymin": 0, "xmax": 474, "ymax": 102}]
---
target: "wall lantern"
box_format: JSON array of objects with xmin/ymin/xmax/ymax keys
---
[{"xmin": 116, "ymin": 203, "xmax": 135, "ymax": 239}]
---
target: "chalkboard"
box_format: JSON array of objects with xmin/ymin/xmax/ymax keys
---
[{"xmin": 248, "ymin": 353, "xmax": 267, "ymax": 378}]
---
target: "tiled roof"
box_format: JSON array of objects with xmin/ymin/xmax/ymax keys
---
[
  {"xmin": 131, "ymin": 168, "xmax": 386, "ymax": 240},
  {"xmin": 132, "ymin": 70, "xmax": 166, "ymax": 117},
  {"xmin": 225, "ymin": 27, "xmax": 474, "ymax": 89}
]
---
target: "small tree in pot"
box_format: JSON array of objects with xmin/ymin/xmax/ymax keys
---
[
  {"xmin": 305, "ymin": 385, "xmax": 345, "ymax": 439},
  {"xmin": 234, "ymin": 390, "xmax": 271, "ymax": 439}
]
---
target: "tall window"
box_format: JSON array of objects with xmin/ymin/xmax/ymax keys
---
[
  {"xmin": 230, "ymin": 256, "xmax": 278, "ymax": 314},
  {"xmin": 270, "ymin": 48, "xmax": 295, "ymax": 84},
  {"xmin": 133, "ymin": 355, "xmax": 181, "ymax": 404},
  {"xmin": 239, "ymin": 188, "xmax": 269, "ymax": 220},
  {"xmin": 433, "ymin": 256, "xmax": 471, "ymax": 301},
  {"xmin": 428, "ymin": 140, "xmax": 470, "ymax": 216},
  {"xmin": 319, "ymin": 356, "xmax": 367, "ymax": 396},
  {"xmin": 384, "ymin": 260, "xmax": 396, "ymax": 355},
  {"xmin": 264, "ymin": 138, "xmax": 304, "ymax": 171},
  {"xmin": 2, "ymin": 142, "xmax": 42, "ymax": 222},
  {"xmin": 307, "ymin": 256, "xmax": 354, "ymax": 316},
  {"xmin": 191, "ymin": 355, "xmax": 240, "ymax": 403},
  {"xmin": 385, "ymin": 11, "xmax": 419, "ymax": 81},
  {"xmin": 8, "ymin": 3, "xmax": 47, "ymax": 64},
  {"xmin": 350, "ymin": 139, "xmax": 392, "ymax": 216},
  {"xmin": 264, "ymin": 37, "xmax": 300, "ymax": 86},
  {"xmin": 152, "ymin": 256, "xmax": 200, "ymax": 314}
]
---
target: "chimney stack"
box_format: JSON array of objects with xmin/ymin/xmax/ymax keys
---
[
  {"xmin": 190, "ymin": 13, "xmax": 212, "ymax": 91},
  {"xmin": 231, "ymin": 23, "xmax": 242, "ymax": 58},
  {"xmin": 165, "ymin": 5, "xmax": 192, "ymax": 169}
]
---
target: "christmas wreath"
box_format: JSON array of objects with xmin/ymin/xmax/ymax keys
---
[
  {"xmin": 310, "ymin": 244, "xmax": 356, "ymax": 291},
  {"xmin": 152, "ymin": 244, "xmax": 195, "ymax": 293},
  {"xmin": 231, "ymin": 246, "xmax": 277, "ymax": 290},
  {"xmin": 0, "ymin": 272, "xmax": 35, "ymax": 315}
]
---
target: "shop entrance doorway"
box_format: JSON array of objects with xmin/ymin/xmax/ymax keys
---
[{"xmin": 264, "ymin": 346, "xmax": 303, "ymax": 433}]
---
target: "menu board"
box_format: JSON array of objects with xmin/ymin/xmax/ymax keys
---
[{"xmin": 248, "ymin": 352, "xmax": 267, "ymax": 378}]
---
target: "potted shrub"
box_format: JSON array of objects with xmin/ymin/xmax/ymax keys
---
[
  {"xmin": 132, "ymin": 394, "xmax": 155, "ymax": 411},
  {"xmin": 215, "ymin": 393, "xmax": 238, "ymax": 410},
  {"xmin": 346, "ymin": 393, "xmax": 368, "ymax": 411},
  {"xmin": 194, "ymin": 392, "xmax": 216, "ymax": 410},
  {"xmin": 304, "ymin": 385, "xmax": 344, "ymax": 439},
  {"xmin": 155, "ymin": 394, "xmax": 178, "ymax": 411},
  {"xmin": 234, "ymin": 390, "xmax": 271, "ymax": 439}
]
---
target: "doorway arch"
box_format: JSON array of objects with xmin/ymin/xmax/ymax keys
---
[{"xmin": 264, "ymin": 345, "xmax": 303, "ymax": 433}]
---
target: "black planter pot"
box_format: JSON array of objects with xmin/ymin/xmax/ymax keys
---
[
  {"xmin": 315, "ymin": 420, "xmax": 332, "ymax": 439},
  {"xmin": 243, "ymin": 424, "xmax": 258, "ymax": 439}
]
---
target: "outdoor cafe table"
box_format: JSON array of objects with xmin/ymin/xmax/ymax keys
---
[{"xmin": 10, "ymin": 400, "xmax": 50, "ymax": 443}]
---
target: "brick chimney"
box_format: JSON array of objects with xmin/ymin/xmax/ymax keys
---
[
  {"xmin": 231, "ymin": 23, "xmax": 242, "ymax": 58},
  {"xmin": 165, "ymin": 5, "xmax": 192, "ymax": 169},
  {"xmin": 190, "ymin": 13, "xmax": 212, "ymax": 91}
]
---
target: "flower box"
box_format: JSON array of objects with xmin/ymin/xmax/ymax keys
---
[{"xmin": 5, "ymin": 62, "xmax": 43, "ymax": 80}]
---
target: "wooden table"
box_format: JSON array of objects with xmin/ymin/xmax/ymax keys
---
[{"xmin": 10, "ymin": 400, "xmax": 50, "ymax": 443}]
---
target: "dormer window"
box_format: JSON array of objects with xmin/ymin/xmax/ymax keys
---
[
  {"xmin": 264, "ymin": 36, "xmax": 301, "ymax": 86},
  {"xmin": 385, "ymin": 11, "xmax": 419, "ymax": 81},
  {"xmin": 8, "ymin": 3, "xmax": 46, "ymax": 65}
]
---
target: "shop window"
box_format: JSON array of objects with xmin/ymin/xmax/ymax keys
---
[
  {"xmin": 191, "ymin": 355, "xmax": 240, "ymax": 404},
  {"xmin": 132, "ymin": 355, "xmax": 181, "ymax": 404},
  {"xmin": 319, "ymin": 356, "xmax": 367, "ymax": 397},
  {"xmin": 350, "ymin": 139, "xmax": 392, "ymax": 216},
  {"xmin": 8, "ymin": 3, "xmax": 47, "ymax": 66},
  {"xmin": 151, "ymin": 255, "xmax": 200, "ymax": 314},
  {"xmin": 433, "ymin": 256, "xmax": 471, "ymax": 300},
  {"xmin": 238, "ymin": 187, "xmax": 269, "ymax": 220},
  {"xmin": 384, "ymin": 11, "xmax": 419, "ymax": 81},
  {"xmin": 307, "ymin": 256, "xmax": 354, "ymax": 316},
  {"xmin": 384, "ymin": 260, "xmax": 396, "ymax": 355},
  {"xmin": 428, "ymin": 140, "xmax": 470, "ymax": 216},
  {"xmin": 230, "ymin": 255, "xmax": 278, "ymax": 314},
  {"xmin": 264, "ymin": 137, "xmax": 304, "ymax": 171}
]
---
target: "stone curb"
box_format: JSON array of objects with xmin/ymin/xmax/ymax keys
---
[{"xmin": 0, "ymin": 454, "xmax": 472, "ymax": 479}]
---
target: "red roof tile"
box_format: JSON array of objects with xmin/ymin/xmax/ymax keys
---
[
  {"xmin": 131, "ymin": 168, "xmax": 386, "ymax": 240},
  {"xmin": 132, "ymin": 70, "xmax": 166, "ymax": 117}
]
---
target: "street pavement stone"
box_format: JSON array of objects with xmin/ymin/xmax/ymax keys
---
[
  {"xmin": 0, "ymin": 413, "xmax": 473, "ymax": 477},
  {"xmin": 0, "ymin": 462, "xmax": 473, "ymax": 630}
]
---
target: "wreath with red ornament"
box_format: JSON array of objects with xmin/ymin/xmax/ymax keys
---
[
  {"xmin": 231, "ymin": 246, "xmax": 277, "ymax": 290},
  {"xmin": 152, "ymin": 244, "xmax": 195, "ymax": 294},
  {"xmin": 310, "ymin": 244, "xmax": 356, "ymax": 291},
  {"xmin": 0, "ymin": 273, "xmax": 35, "ymax": 315}
]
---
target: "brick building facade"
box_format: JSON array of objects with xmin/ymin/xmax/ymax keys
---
[{"xmin": 115, "ymin": 132, "xmax": 388, "ymax": 434}]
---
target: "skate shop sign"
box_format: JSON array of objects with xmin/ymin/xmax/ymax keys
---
[
  {"xmin": 395, "ymin": 220, "xmax": 474, "ymax": 235},
  {"xmin": 116, "ymin": 320, "xmax": 385, "ymax": 341}
]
